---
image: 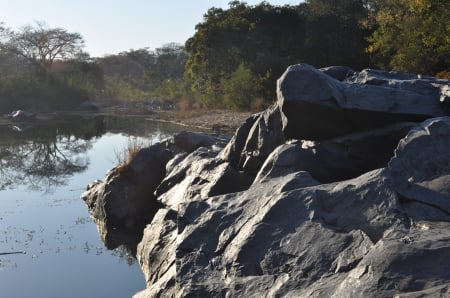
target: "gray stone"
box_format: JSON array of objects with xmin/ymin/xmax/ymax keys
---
[
  {"xmin": 320, "ymin": 65, "xmax": 355, "ymax": 81},
  {"xmin": 8, "ymin": 110, "xmax": 36, "ymax": 122},
  {"xmin": 277, "ymin": 64, "xmax": 447, "ymax": 140},
  {"xmin": 78, "ymin": 101, "xmax": 99, "ymax": 111},
  {"xmin": 135, "ymin": 117, "xmax": 450, "ymax": 297},
  {"xmin": 81, "ymin": 131, "xmax": 230, "ymax": 249},
  {"xmin": 171, "ymin": 131, "xmax": 230, "ymax": 153},
  {"xmin": 81, "ymin": 65, "xmax": 450, "ymax": 297},
  {"xmin": 331, "ymin": 223, "xmax": 450, "ymax": 297},
  {"xmin": 388, "ymin": 117, "xmax": 450, "ymax": 221},
  {"xmin": 81, "ymin": 142, "xmax": 174, "ymax": 248},
  {"xmin": 255, "ymin": 122, "xmax": 417, "ymax": 183},
  {"xmin": 218, "ymin": 104, "xmax": 286, "ymax": 175}
]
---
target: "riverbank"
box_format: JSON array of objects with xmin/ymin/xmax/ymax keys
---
[
  {"xmin": 1, "ymin": 106, "xmax": 254, "ymax": 133},
  {"xmin": 145, "ymin": 109, "xmax": 253, "ymax": 132}
]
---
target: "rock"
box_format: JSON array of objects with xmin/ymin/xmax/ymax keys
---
[
  {"xmin": 277, "ymin": 64, "xmax": 447, "ymax": 140},
  {"xmin": 78, "ymin": 101, "xmax": 99, "ymax": 111},
  {"xmin": 320, "ymin": 65, "xmax": 355, "ymax": 81},
  {"xmin": 135, "ymin": 208, "xmax": 177, "ymax": 297},
  {"xmin": 155, "ymin": 146, "xmax": 253, "ymax": 210},
  {"xmin": 135, "ymin": 117, "xmax": 450, "ymax": 297},
  {"xmin": 218, "ymin": 104, "xmax": 286, "ymax": 175},
  {"xmin": 81, "ymin": 142, "xmax": 174, "ymax": 249},
  {"xmin": 80, "ymin": 65, "xmax": 450, "ymax": 297},
  {"xmin": 8, "ymin": 110, "xmax": 36, "ymax": 122},
  {"xmin": 81, "ymin": 132, "xmax": 232, "ymax": 249},
  {"xmin": 255, "ymin": 122, "xmax": 417, "ymax": 183},
  {"xmin": 332, "ymin": 223, "xmax": 450, "ymax": 297},
  {"xmin": 388, "ymin": 117, "xmax": 450, "ymax": 221},
  {"xmin": 171, "ymin": 131, "xmax": 230, "ymax": 153},
  {"xmin": 217, "ymin": 113, "xmax": 260, "ymax": 169}
]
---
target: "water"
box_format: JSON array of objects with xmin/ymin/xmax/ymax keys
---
[{"xmin": 0, "ymin": 114, "xmax": 183, "ymax": 298}]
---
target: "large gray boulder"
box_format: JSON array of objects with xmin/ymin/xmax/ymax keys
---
[
  {"xmin": 80, "ymin": 65, "xmax": 450, "ymax": 297},
  {"xmin": 388, "ymin": 117, "xmax": 450, "ymax": 221},
  {"xmin": 81, "ymin": 131, "xmax": 230, "ymax": 249},
  {"xmin": 217, "ymin": 104, "xmax": 286, "ymax": 175},
  {"xmin": 278, "ymin": 64, "xmax": 448, "ymax": 140},
  {"xmin": 255, "ymin": 121, "xmax": 416, "ymax": 183},
  {"xmin": 81, "ymin": 142, "xmax": 174, "ymax": 249},
  {"xmin": 135, "ymin": 117, "xmax": 450, "ymax": 297}
]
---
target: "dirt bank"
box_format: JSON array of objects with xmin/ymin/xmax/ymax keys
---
[{"xmin": 147, "ymin": 109, "xmax": 253, "ymax": 132}]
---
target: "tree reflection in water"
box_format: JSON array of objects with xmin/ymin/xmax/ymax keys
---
[
  {"xmin": 0, "ymin": 115, "xmax": 106, "ymax": 192},
  {"xmin": 0, "ymin": 114, "xmax": 182, "ymax": 264}
]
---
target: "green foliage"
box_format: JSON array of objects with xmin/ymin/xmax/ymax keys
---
[
  {"xmin": 303, "ymin": 0, "xmax": 372, "ymax": 69},
  {"xmin": 221, "ymin": 63, "xmax": 263, "ymax": 110},
  {"xmin": 0, "ymin": 73, "xmax": 88, "ymax": 113},
  {"xmin": 98, "ymin": 44, "xmax": 188, "ymax": 102},
  {"xmin": 1, "ymin": 0, "xmax": 448, "ymax": 113},
  {"xmin": 184, "ymin": 1, "xmax": 372, "ymax": 109},
  {"xmin": 0, "ymin": 22, "xmax": 93, "ymax": 112},
  {"xmin": 154, "ymin": 79, "xmax": 198, "ymax": 103},
  {"xmin": 53, "ymin": 60, "xmax": 105, "ymax": 99},
  {"xmin": 367, "ymin": 0, "xmax": 450, "ymax": 74},
  {"xmin": 102, "ymin": 76, "xmax": 152, "ymax": 102}
]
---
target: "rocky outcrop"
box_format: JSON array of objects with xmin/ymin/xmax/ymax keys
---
[
  {"xmin": 81, "ymin": 132, "xmax": 230, "ymax": 249},
  {"xmin": 81, "ymin": 64, "xmax": 450, "ymax": 297},
  {"xmin": 278, "ymin": 64, "xmax": 447, "ymax": 140},
  {"xmin": 7, "ymin": 110, "xmax": 36, "ymax": 122},
  {"xmin": 78, "ymin": 100, "xmax": 99, "ymax": 111}
]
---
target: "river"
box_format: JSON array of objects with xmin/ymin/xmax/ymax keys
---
[{"xmin": 0, "ymin": 114, "xmax": 184, "ymax": 298}]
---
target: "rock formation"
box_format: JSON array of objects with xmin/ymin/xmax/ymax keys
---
[
  {"xmin": 7, "ymin": 110, "xmax": 36, "ymax": 122},
  {"xmin": 81, "ymin": 64, "xmax": 450, "ymax": 297}
]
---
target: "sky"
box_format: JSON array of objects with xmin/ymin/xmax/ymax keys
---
[{"xmin": 1, "ymin": 0, "xmax": 301, "ymax": 57}]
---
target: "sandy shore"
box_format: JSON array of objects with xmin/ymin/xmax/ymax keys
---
[{"xmin": 147, "ymin": 109, "xmax": 254, "ymax": 132}]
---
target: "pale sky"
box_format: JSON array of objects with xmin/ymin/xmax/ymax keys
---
[{"xmin": 1, "ymin": 0, "xmax": 301, "ymax": 57}]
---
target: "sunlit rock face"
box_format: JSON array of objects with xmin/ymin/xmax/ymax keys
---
[
  {"xmin": 278, "ymin": 64, "xmax": 447, "ymax": 140},
  {"xmin": 82, "ymin": 64, "xmax": 450, "ymax": 297},
  {"xmin": 81, "ymin": 132, "xmax": 231, "ymax": 250}
]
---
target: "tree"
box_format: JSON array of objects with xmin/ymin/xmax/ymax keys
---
[
  {"xmin": 366, "ymin": 0, "xmax": 450, "ymax": 75},
  {"xmin": 303, "ymin": 0, "xmax": 372, "ymax": 69},
  {"xmin": 2, "ymin": 22, "xmax": 86, "ymax": 72},
  {"xmin": 152, "ymin": 43, "xmax": 188, "ymax": 82},
  {"xmin": 185, "ymin": 2, "xmax": 307, "ymax": 107},
  {"xmin": 221, "ymin": 62, "xmax": 263, "ymax": 110},
  {"xmin": 184, "ymin": 1, "xmax": 376, "ymax": 109},
  {"xmin": 97, "ymin": 44, "xmax": 188, "ymax": 101}
]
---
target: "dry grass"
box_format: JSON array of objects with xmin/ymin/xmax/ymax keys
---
[
  {"xmin": 436, "ymin": 71, "xmax": 450, "ymax": 80},
  {"xmin": 113, "ymin": 137, "xmax": 150, "ymax": 174}
]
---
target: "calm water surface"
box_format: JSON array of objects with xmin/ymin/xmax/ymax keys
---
[{"xmin": 0, "ymin": 115, "xmax": 183, "ymax": 298}]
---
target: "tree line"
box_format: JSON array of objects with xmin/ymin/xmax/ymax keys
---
[{"xmin": 0, "ymin": 0, "xmax": 449, "ymax": 113}]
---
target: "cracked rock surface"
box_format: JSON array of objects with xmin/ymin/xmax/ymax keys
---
[{"xmin": 81, "ymin": 64, "xmax": 450, "ymax": 297}]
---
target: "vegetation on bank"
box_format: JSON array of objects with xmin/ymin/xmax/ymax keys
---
[{"xmin": 0, "ymin": 0, "xmax": 449, "ymax": 114}]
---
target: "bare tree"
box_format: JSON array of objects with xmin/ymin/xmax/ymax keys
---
[{"xmin": 2, "ymin": 21, "xmax": 86, "ymax": 72}]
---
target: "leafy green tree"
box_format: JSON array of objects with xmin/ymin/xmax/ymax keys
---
[
  {"xmin": 367, "ymin": 0, "xmax": 450, "ymax": 74},
  {"xmin": 152, "ymin": 43, "xmax": 188, "ymax": 83},
  {"xmin": 185, "ymin": 1, "xmax": 375, "ymax": 109},
  {"xmin": 52, "ymin": 60, "xmax": 105, "ymax": 99},
  {"xmin": 303, "ymin": 0, "xmax": 372, "ymax": 69},
  {"xmin": 221, "ymin": 63, "xmax": 263, "ymax": 110},
  {"xmin": 185, "ymin": 2, "xmax": 307, "ymax": 108},
  {"xmin": 97, "ymin": 44, "xmax": 188, "ymax": 102}
]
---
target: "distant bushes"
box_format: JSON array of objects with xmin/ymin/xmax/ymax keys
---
[{"xmin": 0, "ymin": 73, "xmax": 88, "ymax": 113}]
